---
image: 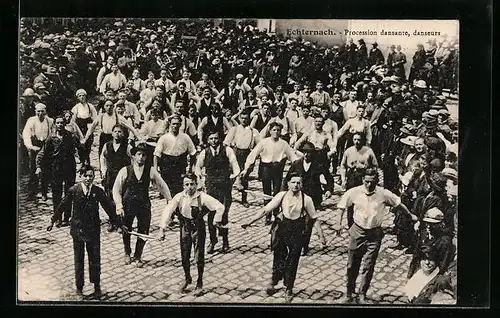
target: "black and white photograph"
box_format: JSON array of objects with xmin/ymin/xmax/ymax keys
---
[{"xmin": 17, "ymin": 18, "xmax": 461, "ymax": 305}]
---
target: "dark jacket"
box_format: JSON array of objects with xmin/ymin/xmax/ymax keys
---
[
  {"xmin": 282, "ymin": 158, "xmax": 334, "ymax": 206},
  {"xmin": 52, "ymin": 183, "xmax": 118, "ymax": 241}
]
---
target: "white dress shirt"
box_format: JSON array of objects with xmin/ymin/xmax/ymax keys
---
[
  {"xmin": 153, "ymin": 132, "xmax": 196, "ymax": 157},
  {"xmin": 22, "ymin": 116, "xmax": 54, "ymax": 149},
  {"xmin": 264, "ymin": 191, "xmax": 317, "ymax": 220},
  {"xmin": 223, "ymin": 125, "xmax": 260, "ymax": 150},
  {"xmin": 159, "ymin": 191, "xmax": 224, "ymax": 227},
  {"xmin": 338, "ymin": 185, "xmax": 401, "ymax": 229},
  {"xmin": 245, "ymin": 137, "xmax": 298, "ymax": 168}
]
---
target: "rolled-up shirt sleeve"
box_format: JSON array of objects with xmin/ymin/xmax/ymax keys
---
[
  {"xmin": 22, "ymin": 118, "xmax": 34, "ymax": 149},
  {"xmin": 263, "ymin": 192, "xmax": 286, "ymax": 214},
  {"xmin": 201, "ymin": 193, "xmax": 225, "ymax": 223},
  {"xmin": 112, "ymin": 167, "xmax": 128, "ymax": 210},
  {"xmin": 304, "ymin": 195, "xmax": 318, "ymax": 219},
  {"xmin": 383, "ymin": 189, "xmax": 402, "ymax": 207},
  {"xmin": 153, "ymin": 136, "xmax": 165, "ymax": 157},
  {"xmin": 151, "ymin": 168, "xmax": 172, "ymax": 200},
  {"xmin": 159, "ymin": 193, "xmax": 181, "ymax": 229},
  {"xmin": 337, "ymin": 188, "xmax": 354, "ymax": 210}
]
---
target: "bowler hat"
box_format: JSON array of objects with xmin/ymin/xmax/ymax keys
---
[{"xmin": 131, "ymin": 143, "xmax": 149, "ymax": 155}]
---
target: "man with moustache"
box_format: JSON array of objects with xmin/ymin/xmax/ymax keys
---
[{"xmin": 336, "ymin": 168, "xmax": 417, "ymax": 304}]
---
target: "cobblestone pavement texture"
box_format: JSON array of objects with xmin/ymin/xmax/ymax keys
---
[{"xmin": 17, "ymin": 97, "xmax": 458, "ymax": 305}]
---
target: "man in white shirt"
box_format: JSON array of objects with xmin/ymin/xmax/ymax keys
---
[
  {"xmin": 241, "ymin": 122, "xmax": 298, "ymax": 225},
  {"xmin": 112, "ymin": 143, "xmax": 172, "ymax": 268},
  {"xmin": 22, "ymin": 103, "xmax": 54, "ymax": 200},
  {"xmin": 341, "ymin": 90, "xmax": 361, "ymax": 121},
  {"xmin": 242, "ymin": 173, "xmax": 326, "ymax": 303},
  {"xmin": 158, "ymin": 173, "xmax": 224, "ymax": 296},
  {"xmin": 223, "ymin": 110, "xmax": 261, "ymax": 207},
  {"xmin": 195, "ymin": 130, "xmax": 240, "ymax": 254},
  {"xmin": 336, "ymin": 168, "xmax": 417, "ymax": 304},
  {"xmin": 153, "ymin": 115, "xmax": 197, "ymax": 196},
  {"xmin": 100, "ymin": 64, "xmax": 127, "ymax": 94},
  {"xmin": 155, "ymin": 68, "xmax": 176, "ymax": 94}
]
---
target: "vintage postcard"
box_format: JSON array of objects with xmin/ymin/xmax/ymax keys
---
[{"xmin": 18, "ymin": 18, "xmax": 459, "ymax": 305}]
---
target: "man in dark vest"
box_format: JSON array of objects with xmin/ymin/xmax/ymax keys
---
[
  {"xmin": 158, "ymin": 173, "xmax": 225, "ymax": 296},
  {"xmin": 242, "ymin": 173, "xmax": 326, "ymax": 303},
  {"xmin": 195, "ymin": 129, "xmax": 240, "ymax": 253},
  {"xmin": 215, "ymin": 78, "xmax": 243, "ymax": 114},
  {"xmin": 113, "ymin": 143, "xmax": 173, "ymax": 268},
  {"xmin": 47, "ymin": 165, "xmax": 120, "ymax": 300},
  {"xmin": 197, "ymin": 103, "xmax": 232, "ymax": 146},
  {"xmin": 36, "ymin": 115, "xmax": 79, "ymax": 227},
  {"xmin": 282, "ymin": 142, "xmax": 334, "ymax": 255},
  {"xmin": 100, "ymin": 124, "xmax": 132, "ymax": 232}
]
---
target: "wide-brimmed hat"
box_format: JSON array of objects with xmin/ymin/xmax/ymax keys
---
[
  {"xmin": 131, "ymin": 143, "xmax": 149, "ymax": 155},
  {"xmin": 423, "ymin": 208, "xmax": 444, "ymax": 223}
]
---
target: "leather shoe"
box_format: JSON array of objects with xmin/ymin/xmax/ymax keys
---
[
  {"xmin": 207, "ymin": 243, "xmax": 216, "ymax": 254},
  {"xmin": 107, "ymin": 224, "xmax": 116, "ymax": 232},
  {"xmin": 341, "ymin": 295, "xmax": 356, "ymax": 304},
  {"xmin": 193, "ymin": 285, "xmax": 204, "ymax": 297},
  {"xmin": 242, "ymin": 202, "xmax": 250, "ymax": 208},
  {"xmin": 179, "ymin": 278, "xmax": 192, "ymax": 293},
  {"xmin": 135, "ymin": 259, "xmax": 145, "ymax": 268},
  {"xmin": 75, "ymin": 288, "xmax": 84, "ymax": 301},
  {"xmin": 55, "ymin": 220, "xmax": 63, "ymax": 228},
  {"xmin": 284, "ymin": 290, "xmax": 293, "ymax": 303},
  {"xmin": 264, "ymin": 219, "xmax": 272, "ymax": 226},
  {"xmin": 93, "ymin": 287, "xmax": 102, "ymax": 300},
  {"xmin": 221, "ymin": 244, "xmax": 230, "ymax": 253},
  {"xmin": 358, "ymin": 294, "xmax": 374, "ymax": 304},
  {"xmin": 61, "ymin": 220, "xmax": 70, "ymax": 227},
  {"xmin": 266, "ymin": 283, "xmax": 277, "ymax": 296},
  {"xmin": 124, "ymin": 254, "xmax": 133, "ymax": 265}
]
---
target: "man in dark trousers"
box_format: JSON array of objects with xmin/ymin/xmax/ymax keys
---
[
  {"xmin": 242, "ymin": 173, "xmax": 326, "ymax": 303},
  {"xmin": 282, "ymin": 141, "xmax": 334, "ymax": 255},
  {"xmin": 195, "ymin": 129, "xmax": 240, "ymax": 254},
  {"xmin": 158, "ymin": 173, "xmax": 225, "ymax": 296},
  {"xmin": 113, "ymin": 143, "xmax": 173, "ymax": 268},
  {"xmin": 336, "ymin": 168, "xmax": 417, "ymax": 304},
  {"xmin": 36, "ymin": 115, "xmax": 79, "ymax": 227},
  {"xmin": 47, "ymin": 165, "xmax": 120, "ymax": 300},
  {"xmin": 100, "ymin": 124, "xmax": 132, "ymax": 232}
]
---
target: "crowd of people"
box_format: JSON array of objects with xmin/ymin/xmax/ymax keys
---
[{"xmin": 20, "ymin": 18, "xmax": 458, "ymax": 304}]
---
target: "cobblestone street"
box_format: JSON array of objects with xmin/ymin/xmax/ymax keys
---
[{"xmin": 17, "ymin": 112, "xmax": 457, "ymax": 304}]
